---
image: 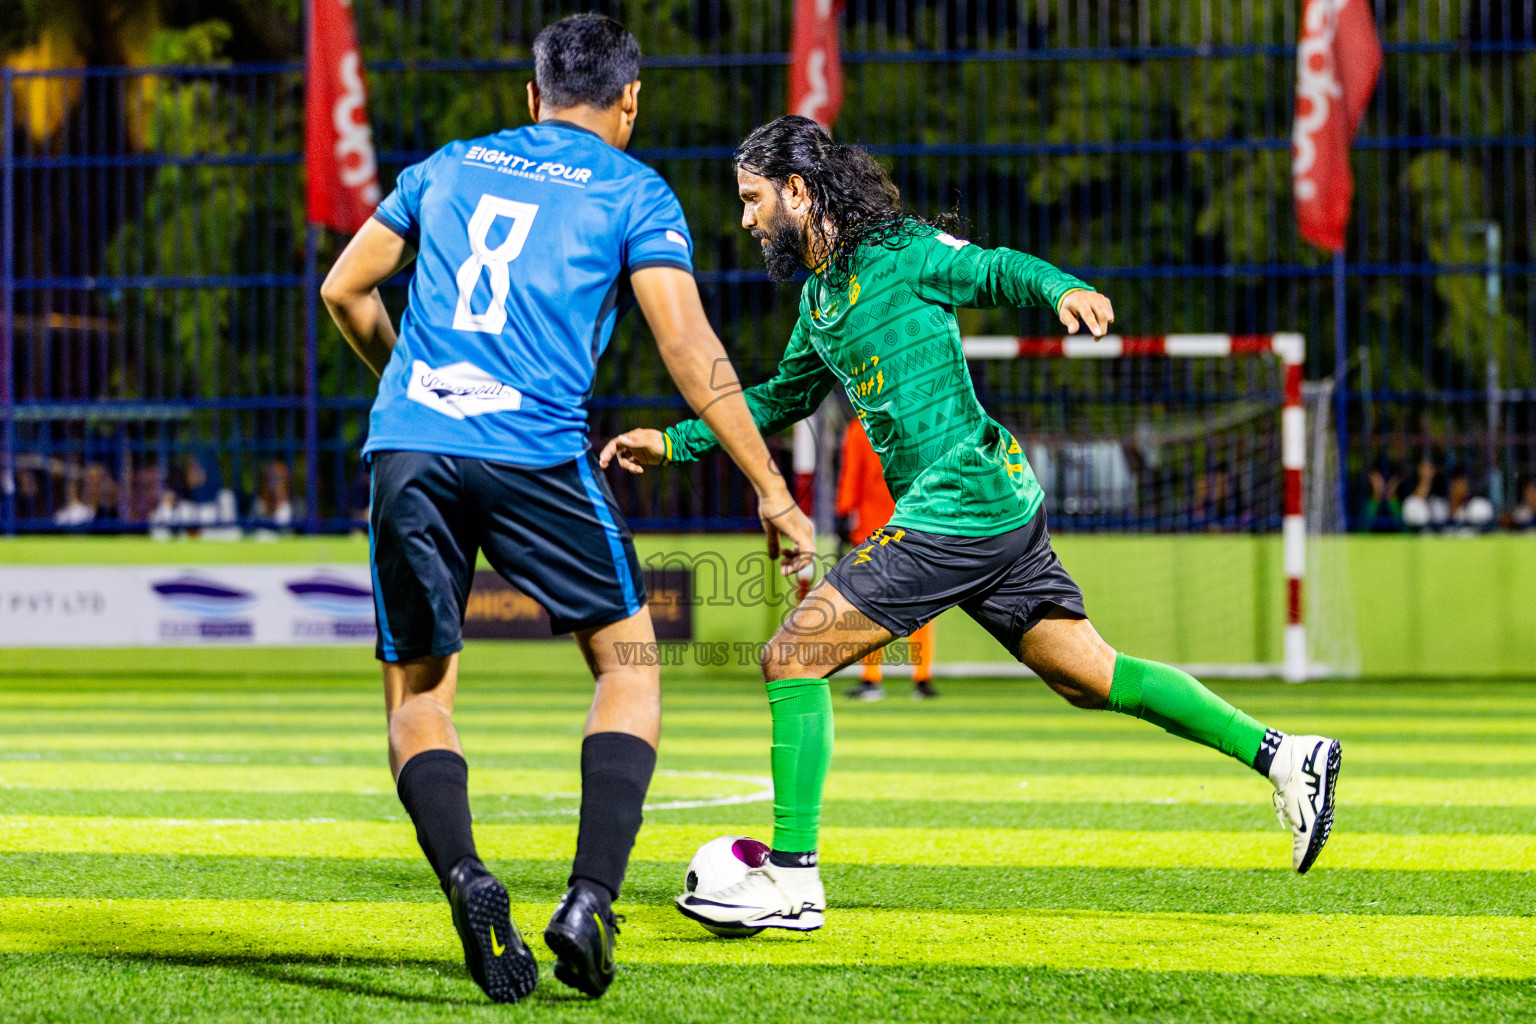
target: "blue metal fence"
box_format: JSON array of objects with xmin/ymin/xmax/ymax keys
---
[{"xmin": 3, "ymin": 0, "xmax": 1534, "ymax": 532}]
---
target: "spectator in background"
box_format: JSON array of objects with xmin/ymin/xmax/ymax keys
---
[
  {"xmin": 1402, "ymin": 453, "xmax": 1450, "ymax": 530},
  {"xmin": 1361, "ymin": 455, "xmax": 1403, "ymax": 531},
  {"xmin": 177, "ymin": 450, "xmax": 237, "ymax": 527},
  {"xmin": 127, "ymin": 463, "xmax": 166, "ymax": 523},
  {"xmin": 148, "ymin": 462, "xmax": 181, "ymax": 530},
  {"xmin": 89, "ymin": 463, "xmax": 121, "ymax": 520},
  {"xmin": 1191, "ymin": 461, "xmax": 1246, "ymax": 531},
  {"xmin": 52, "ymin": 462, "xmax": 120, "ymax": 526},
  {"xmin": 150, "ymin": 451, "xmax": 237, "ymax": 534},
  {"xmin": 1507, "ymin": 474, "xmax": 1536, "ymax": 530},
  {"xmin": 14, "ymin": 460, "xmax": 48, "ymax": 521},
  {"xmin": 345, "ymin": 469, "xmax": 372, "ymax": 528},
  {"xmin": 52, "ymin": 461, "xmax": 88, "ymax": 526},
  {"xmin": 179, "ymin": 451, "xmax": 218, "ymax": 505},
  {"xmin": 1447, "ymin": 467, "xmax": 1495, "ymax": 530},
  {"xmin": 253, "ymin": 460, "xmax": 294, "ymax": 525},
  {"xmin": 343, "ymin": 426, "xmax": 372, "ymax": 530}
]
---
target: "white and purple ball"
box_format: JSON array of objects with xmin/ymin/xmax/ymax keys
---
[
  {"xmin": 684, "ymin": 835, "xmax": 770, "ymax": 895},
  {"xmin": 683, "ymin": 835, "xmax": 770, "ymax": 938}
]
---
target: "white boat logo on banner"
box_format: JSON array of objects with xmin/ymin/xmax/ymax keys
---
[{"xmin": 285, "ymin": 573, "xmax": 376, "ymax": 641}]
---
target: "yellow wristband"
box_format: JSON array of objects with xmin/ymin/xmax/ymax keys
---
[
  {"xmin": 663, "ymin": 433, "xmax": 673, "ymax": 462},
  {"xmin": 1056, "ymin": 288, "xmax": 1085, "ymax": 314}
]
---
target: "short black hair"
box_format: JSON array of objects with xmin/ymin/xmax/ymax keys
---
[{"xmin": 532, "ymin": 14, "xmax": 641, "ymax": 110}]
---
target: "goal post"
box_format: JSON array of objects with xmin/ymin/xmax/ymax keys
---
[{"xmin": 961, "ymin": 332, "xmax": 1316, "ymax": 682}]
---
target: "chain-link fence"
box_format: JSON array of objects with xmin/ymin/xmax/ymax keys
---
[{"xmin": 3, "ymin": 1, "xmax": 1532, "ymax": 531}]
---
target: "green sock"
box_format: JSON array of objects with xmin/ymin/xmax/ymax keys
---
[
  {"xmin": 1106, "ymin": 653, "xmax": 1277, "ymax": 773},
  {"xmin": 765, "ymin": 677, "xmax": 834, "ymax": 854}
]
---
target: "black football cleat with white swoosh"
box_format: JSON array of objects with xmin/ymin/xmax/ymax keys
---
[
  {"xmin": 445, "ymin": 858, "xmax": 539, "ymax": 1003},
  {"xmin": 544, "ymin": 884, "xmax": 621, "ymax": 998}
]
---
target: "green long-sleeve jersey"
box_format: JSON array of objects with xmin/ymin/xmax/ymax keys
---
[{"xmin": 664, "ymin": 222, "xmax": 1092, "ymax": 537}]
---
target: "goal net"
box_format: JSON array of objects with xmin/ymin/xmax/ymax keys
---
[{"xmin": 841, "ymin": 333, "xmax": 1355, "ymax": 682}]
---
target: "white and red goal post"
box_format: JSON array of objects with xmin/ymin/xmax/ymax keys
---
[{"xmin": 963, "ymin": 333, "xmax": 1309, "ymax": 683}]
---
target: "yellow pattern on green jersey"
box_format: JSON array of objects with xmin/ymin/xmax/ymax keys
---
[{"xmin": 664, "ymin": 223, "xmax": 1092, "ymax": 537}]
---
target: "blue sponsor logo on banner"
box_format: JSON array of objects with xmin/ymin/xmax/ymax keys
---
[
  {"xmin": 286, "ymin": 573, "xmax": 375, "ymax": 640},
  {"xmin": 286, "ymin": 575, "xmax": 373, "ymax": 614},
  {"xmin": 151, "ymin": 574, "xmax": 256, "ymax": 640}
]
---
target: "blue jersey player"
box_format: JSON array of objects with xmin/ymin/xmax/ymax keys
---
[{"xmin": 321, "ymin": 15, "xmax": 813, "ymax": 1004}]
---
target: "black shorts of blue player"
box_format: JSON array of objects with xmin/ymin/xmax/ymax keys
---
[{"xmin": 367, "ymin": 449, "xmax": 646, "ymax": 662}]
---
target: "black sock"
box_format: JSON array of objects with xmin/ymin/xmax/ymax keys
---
[
  {"xmin": 570, "ymin": 876, "xmax": 613, "ymax": 915},
  {"xmin": 568, "ymin": 732, "xmax": 656, "ymax": 900},
  {"xmin": 1253, "ymin": 728, "xmax": 1286, "ymax": 778},
  {"xmin": 769, "ymin": 850, "xmax": 817, "ymax": 868},
  {"xmin": 396, "ymin": 749, "xmax": 479, "ymax": 888}
]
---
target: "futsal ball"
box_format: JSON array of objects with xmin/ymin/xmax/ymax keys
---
[{"xmin": 683, "ymin": 835, "xmax": 770, "ymax": 938}]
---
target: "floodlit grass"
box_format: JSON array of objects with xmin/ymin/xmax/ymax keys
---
[{"xmin": 1, "ymin": 647, "xmax": 1533, "ymax": 1022}]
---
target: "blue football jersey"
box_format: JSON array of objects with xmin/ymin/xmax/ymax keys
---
[{"xmin": 364, "ymin": 120, "xmax": 694, "ymax": 466}]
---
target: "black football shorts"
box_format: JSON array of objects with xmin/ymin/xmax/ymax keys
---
[
  {"xmin": 368, "ymin": 449, "xmax": 645, "ymax": 661},
  {"xmin": 824, "ymin": 509, "xmax": 1086, "ymax": 656}
]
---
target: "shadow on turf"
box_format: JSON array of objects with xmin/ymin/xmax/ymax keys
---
[
  {"xmin": 95, "ymin": 952, "xmax": 498, "ymax": 1006},
  {"xmin": 89, "ymin": 951, "xmax": 610, "ymax": 1007}
]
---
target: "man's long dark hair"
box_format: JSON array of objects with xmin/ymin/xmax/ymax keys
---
[{"xmin": 734, "ymin": 115, "xmax": 961, "ymax": 283}]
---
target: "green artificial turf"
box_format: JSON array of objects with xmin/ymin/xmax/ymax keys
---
[
  {"xmin": 1, "ymin": 647, "xmax": 1532, "ymax": 1022},
  {"xmin": 4, "ymin": 957, "xmax": 1530, "ymax": 1024}
]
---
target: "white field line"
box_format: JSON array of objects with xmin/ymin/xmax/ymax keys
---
[
  {"xmin": 0, "ymin": 769, "xmax": 774, "ymax": 826},
  {"xmin": 484, "ymin": 769, "xmax": 774, "ymax": 816},
  {"xmin": 643, "ymin": 769, "xmax": 774, "ymax": 811}
]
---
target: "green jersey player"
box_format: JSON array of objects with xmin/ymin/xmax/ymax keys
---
[{"xmin": 602, "ymin": 115, "xmax": 1341, "ymax": 933}]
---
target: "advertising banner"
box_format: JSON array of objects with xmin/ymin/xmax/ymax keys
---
[
  {"xmin": 0, "ymin": 567, "xmax": 692, "ymax": 646},
  {"xmin": 463, "ymin": 570, "xmax": 693, "ymax": 640},
  {"xmin": 0, "ymin": 567, "xmax": 376, "ymax": 646}
]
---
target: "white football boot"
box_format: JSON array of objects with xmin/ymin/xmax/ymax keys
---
[
  {"xmin": 675, "ymin": 863, "xmax": 825, "ymax": 931},
  {"xmin": 1268, "ymin": 733, "xmax": 1342, "ymax": 874}
]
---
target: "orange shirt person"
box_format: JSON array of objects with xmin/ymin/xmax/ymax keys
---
[{"xmin": 837, "ymin": 418, "xmax": 936, "ymax": 698}]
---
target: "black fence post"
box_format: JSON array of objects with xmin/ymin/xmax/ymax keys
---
[
  {"xmin": 303, "ymin": 223, "xmax": 321, "ymax": 532},
  {"xmin": 1333, "ymin": 250, "xmax": 1351, "ymax": 531},
  {"xmin": 1, "ymin": 67, "xmax": 13, "ymax": 536}
]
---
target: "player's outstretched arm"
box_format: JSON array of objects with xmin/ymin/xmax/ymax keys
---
[
  {"xmin": 599, "ymin": 427, "xmax": 668, "ymax": 473},
  {"xmin": 911, "ymin": 231, "xmax": 1115, "ymax": 338},
  {"xmin": 629, "ymin": 266, "xmax": 815, "ymax": 574},
  {"xmin": 320, "ymin": 218, "xmax": 416, "ymax": 377},
  {"xmin": 1055, "ymin": 288, "xmax": 1116, "ymax": 338}
]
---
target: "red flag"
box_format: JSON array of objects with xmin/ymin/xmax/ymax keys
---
[
  {"xmin": 790, "ymin": 0, "xmax": 845, "ymax": 129},
  {"xmin": 789, "ymin": 1, "xmax": 844, "ymax": 527},
  {"xmin": 306, "ymin": 0, "xmax": 381, "ymax": 232},
  {"xmin": 1292, "ymin": 0, "xmax": 1382, "ymax": 252}
]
